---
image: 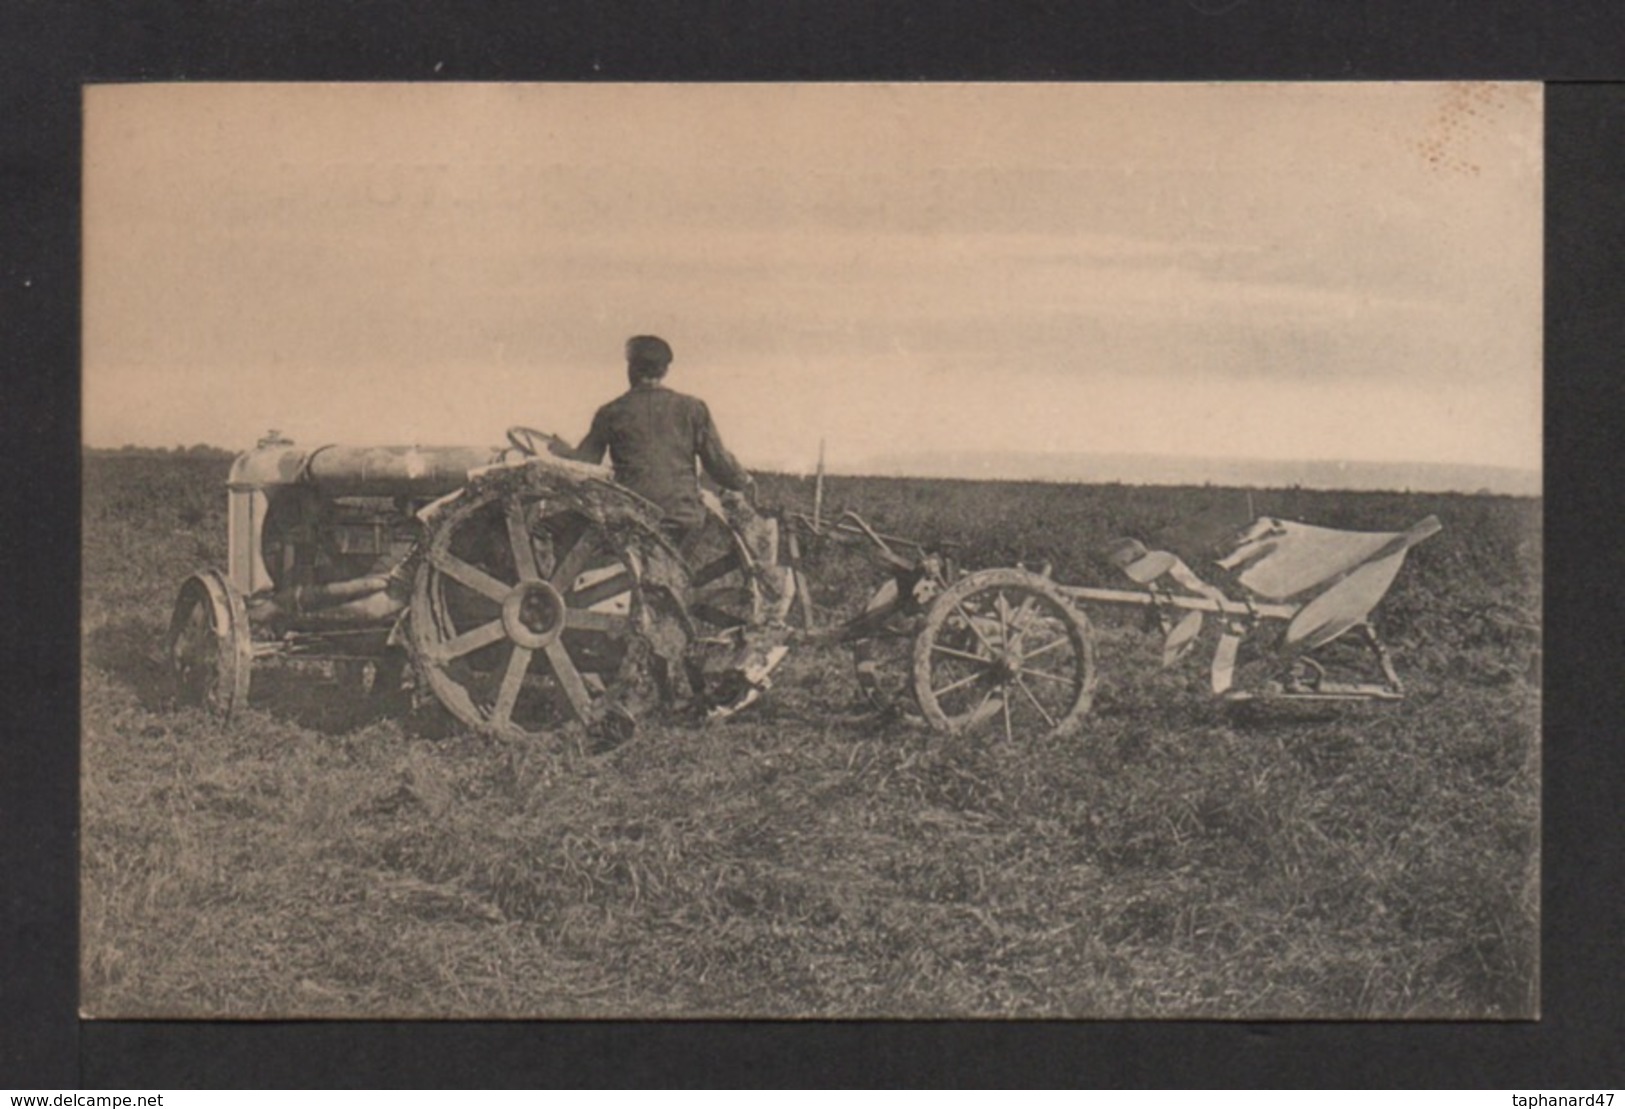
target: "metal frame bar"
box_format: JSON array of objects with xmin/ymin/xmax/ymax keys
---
[{"xmin": 1061, "ymin": 584, "xmax": 1297, "ymax": 622}]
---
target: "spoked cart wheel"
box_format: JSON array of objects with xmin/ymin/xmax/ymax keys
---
[
  {"xmin": 912, "ymin": 568, "xmax": 1096, "ymax": 742},
  {"xmin": 168, "ymin": 568, "xmax": 253, "ymax": 719},
  {"xmin": 410, "ymin": 466, "xmax": 693, "ymax": 743}
]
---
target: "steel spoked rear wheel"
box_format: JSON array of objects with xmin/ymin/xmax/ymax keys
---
[
  {"xmin": 912, "ymin": 568, "xmax": 1095, "ymax": 742},
  {"xmin": 410, "ymin": 472, "xmax": 690, "ymax": 743}
]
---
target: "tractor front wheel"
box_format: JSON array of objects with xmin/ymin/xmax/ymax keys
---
[{"xmin": 167, "ymin": 569, "xmax": 253, "ymax": 719}]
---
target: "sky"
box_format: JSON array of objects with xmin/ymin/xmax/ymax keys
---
[{"xmin": 83, "ymin": 82, "xmax": 1542, "ymax": 488}]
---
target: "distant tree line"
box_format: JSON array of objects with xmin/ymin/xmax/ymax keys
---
[{"xmin": 87, "ymin": 443, "xmax": 235, "ymax": 459}]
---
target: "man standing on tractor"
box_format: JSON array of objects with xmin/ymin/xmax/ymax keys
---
[{"xmin": 562, "ymin": 334, "xmax": 756, "ymax": 549}]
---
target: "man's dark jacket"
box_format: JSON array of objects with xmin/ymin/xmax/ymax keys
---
[{"xmin": 575, "ymin": 381, "xmax": 750, "ymax": 533}]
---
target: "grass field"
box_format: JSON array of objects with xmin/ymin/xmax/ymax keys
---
[{"xmin": 80, "ymin": 450, "xmax": 1541, "ymax": 1019}]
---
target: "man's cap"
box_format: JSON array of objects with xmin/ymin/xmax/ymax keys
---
[{"xmin": 626, "ymin": 335, "xmax": 674, "ymax": 365}]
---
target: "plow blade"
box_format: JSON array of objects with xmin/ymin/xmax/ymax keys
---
[{"xmin": 1284, "ymin": 550, "xmax": 1405, "ymax": 648}]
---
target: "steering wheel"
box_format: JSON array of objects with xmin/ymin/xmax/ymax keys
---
[{"xmin": 506, "ymin": 425, "xmax": 569, "ymax": 458}]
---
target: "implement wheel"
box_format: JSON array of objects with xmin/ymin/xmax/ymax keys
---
[
  {"xmin": 167, "ymin": 569, "xmax": 253, "ymax": 719},
  {"xmin": 912, "ymin": 568, "xmax": 1095, "ymax": 743},
  {"xmin": 410, "ymin": 466, "xmax": 693, "ymax": 743}
]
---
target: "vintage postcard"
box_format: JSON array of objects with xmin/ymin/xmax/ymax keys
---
[{"xmin": 81, "ymin": 82, "xmax": 1541, "ymax": 1018}]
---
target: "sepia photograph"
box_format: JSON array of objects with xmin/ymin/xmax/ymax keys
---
[{"xmin": 80, "ymin": 81, "xmax": 1542, "ymax": 1020}]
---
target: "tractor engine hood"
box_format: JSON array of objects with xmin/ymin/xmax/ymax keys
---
[{"xmin": 228, "ymin": 441, "xmax": 508, "ymax": 497}]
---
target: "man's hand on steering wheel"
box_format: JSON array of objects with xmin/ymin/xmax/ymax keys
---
[{"xmin": 506, "ymin": 425, "xmax": 572, "ymax": 459}]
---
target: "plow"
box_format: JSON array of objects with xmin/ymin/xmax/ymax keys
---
[
  {"xmin": 783, "ymin": 506, "xmax": 1440, "ymax": 743},
  {"xmin": 169, "ymin": 428, "xmax": 1440, "ymax": 746}
]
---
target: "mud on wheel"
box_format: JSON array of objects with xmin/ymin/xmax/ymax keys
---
[
  {"xmin": 409, "ymin": 464, "xmax": 693, "ymax": 743},
  {"xmin": 912, "ymin": 567, "xmax": 1096, "ymax": 742}
]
